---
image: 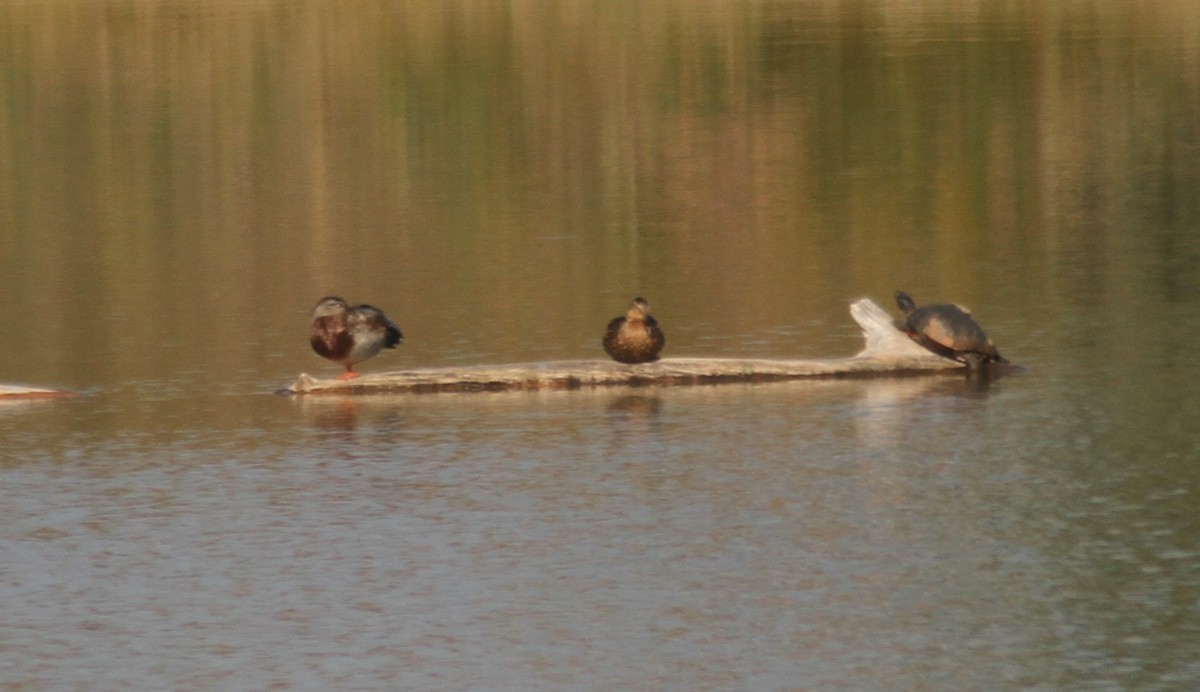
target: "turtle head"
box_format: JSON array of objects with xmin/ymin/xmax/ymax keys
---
[{"xmin": 894, "ymin": 291, "xmax": 916, "ymax": 314}]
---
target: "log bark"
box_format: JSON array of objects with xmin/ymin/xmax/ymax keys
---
[{"xmin": 287, "ymin": 298, "xmax": 966, "ymax": 395}]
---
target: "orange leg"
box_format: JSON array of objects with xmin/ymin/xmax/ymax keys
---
[{"xmin": 336, "ymin": 367, "xmax": 359, "ymax": 380}]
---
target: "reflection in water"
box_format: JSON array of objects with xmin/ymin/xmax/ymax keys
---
[
  {"xmin": 3, "ymin": 375, "xmax": 1200, "ymax": 688},
  {"xmin": 602, "ymin": 393, "xmax": 668, "ymax": 492},
  {"xmin": 0, "ymin": 399, "xmax": 62, "ymax": 419},
  {"xmin": 2, "ymin": 1, "xmax": 1199, "ymax": 381},
  {"xmin": 604, "ymin": 393, "xmax": 663, "ymax": 426},
  {"xmin": 850, "ymin": 369, "xmax": 1014, "ymax": 456},
  {"xmin": 295, "ymin": 394, "xmax": 408, "ymax": 442},
  {"xmin": 961, "ymin": 367, "xmax": 1005, "ymax": 396},
  {"xmin": 296, "ymin": 395, "xmax": 367, "ymax": 433}
]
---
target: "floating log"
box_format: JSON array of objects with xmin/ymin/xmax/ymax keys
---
[
  {"xmin": 0, "ymin": 383, "xmax": 75, "ymax": 401},
  {"xmin": 286, "ymin": 298, "xmax": 968, "ymax": 395}
]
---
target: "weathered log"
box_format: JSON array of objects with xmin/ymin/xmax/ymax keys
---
[
  {"xmin": 286, "ymin": 298, "xmax": 967, "ymax": 395},
  {"xmin": 0, "ymin": 383, "xmax": 75, "ymax": 401}
]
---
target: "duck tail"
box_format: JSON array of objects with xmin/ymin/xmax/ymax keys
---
[{"xmin": 385, "ymin": 324, "xmax": 403, "ymax": 348}]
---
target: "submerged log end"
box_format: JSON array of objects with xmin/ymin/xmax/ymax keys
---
[
  {"xmin": 290, "ymin": 373, "xmax": 322, "ymax": 394},
  {"xmin": 0, "ymin": 383, "xmax": 76, "ymax": 401}
]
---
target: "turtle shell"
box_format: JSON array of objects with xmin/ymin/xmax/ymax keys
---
[
  {"xmin": 894, "ymin": 291, "xmax": 1005, "ymax": 367},
  {"xmin": 905, "ymin": 304, "xmax": 1004, "ymax": 364}
]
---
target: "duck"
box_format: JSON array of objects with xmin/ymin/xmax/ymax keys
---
[
  {"xmin": 310, "ymin": 296, "xmax": 403, "ymax": 379},
  {"xmin": 602, "ymin": 297, "xmax": 665, "ymax": 364}
]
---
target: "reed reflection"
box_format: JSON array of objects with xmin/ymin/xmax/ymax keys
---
[{"xmin": 1, "ymin": 2, "xmax": 1197, "ymax": 387}]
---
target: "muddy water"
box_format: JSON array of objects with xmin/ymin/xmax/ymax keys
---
[{"xmin": 2, "ymin": 2, "xmax": 1200, "ymax": 688}]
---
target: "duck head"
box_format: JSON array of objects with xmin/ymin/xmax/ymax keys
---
[
  {"xmin": 627, "ymin": 297, "xmax": 652, "ymax": 320},
  {"xmin": 312, "ymin": 296, "xmax": 349, "ymax": 319}
]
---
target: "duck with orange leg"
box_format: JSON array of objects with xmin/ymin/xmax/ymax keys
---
[{"xmin": 310, "ymin": 296, "xmax": 403, "ymax": 379}]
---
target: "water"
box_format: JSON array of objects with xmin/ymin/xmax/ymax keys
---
[{"xmin": 3, "ymin": 2, "xmax": 1200, "ymax": 689}]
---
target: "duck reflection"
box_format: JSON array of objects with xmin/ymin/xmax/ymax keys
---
[
  {"xmin": 297, "ymin": 396, "xmax": 361, "ymax": 432},
  {"xmin": 605, "ymin": 394, "xmax": 663, "ymax": 430},
  {"xmin": 293, "ymin": 395, "xmax": 406, "ymax": 436},
  {"xmin": 602, "ymin": 393, "xmax": 669, "ymax": 492}
]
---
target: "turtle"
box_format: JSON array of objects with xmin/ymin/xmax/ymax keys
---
[
  {"xmin": 894, "ymin": 291, "xmax": 1006, "ymax": 369},
  {"xmin": 602, "ymin": 297, "xmax": 666, "ymax": 364},
  {"xmin": 310, "ymin": 296, "xmax": 403, "ymax": 379}
]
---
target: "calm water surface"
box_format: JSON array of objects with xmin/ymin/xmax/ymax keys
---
[{"xmin": 2, "ymin": 2, "xmax": 1200, "ymax": 689}]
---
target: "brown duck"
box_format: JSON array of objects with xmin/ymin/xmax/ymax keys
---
[
  {"xmin": 602, "ymin": 297, "xmax": 665, "ymax": 364},
  {"xmin": 310, "ymin": 296, "xmax": 403, "ymax": 379}
]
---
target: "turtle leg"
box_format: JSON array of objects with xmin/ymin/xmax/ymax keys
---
[{"xmin": 961, "ymin": 352, "xmax": 985, "ymax": 371}]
